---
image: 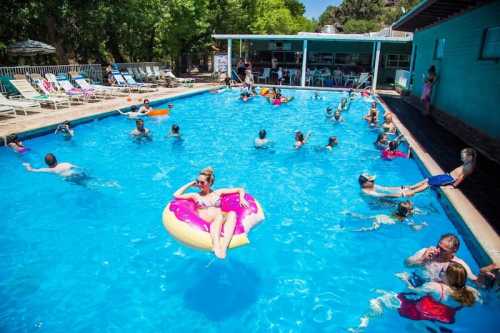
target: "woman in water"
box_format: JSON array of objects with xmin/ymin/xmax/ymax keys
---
[
  {"xmin": 404, "ymin": 148, "xmax": 476, "ymax": 192},
  {"xmin": 382, "ymin": 113, "xmax": 397, "ymax": 134},
  {"xmin": 421, "ymin": 65, "xmax": 438, "ymax": 116},
  {"xmin": 382, "ymin": 141, "xmax": 410, "ymax": 160},
  {"xmin": 374, "ymin": 133, "xmax": 389, "ymax": 150},
  {"xmin": 174, "ymin": 167, "xmax": 249, "ymax": 259},
  {"xmin": 169, "ymin": 124, "xmax": 181, "ymax": 138}
]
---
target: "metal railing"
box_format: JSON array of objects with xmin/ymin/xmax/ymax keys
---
[{"xmin": 0, "ymin": 64, "xmax": 103, "ymax": 93}]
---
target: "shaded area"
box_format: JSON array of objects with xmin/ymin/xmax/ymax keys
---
[
  {"xmin": 183, "ymin": 258, "xmax": 261, "ymax": 321},
  {"xmin": 381, "ymin": 95, "xmax": 500, "ymax": 233}
]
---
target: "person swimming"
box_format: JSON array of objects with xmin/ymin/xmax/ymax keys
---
[
  {"xmin": 23, "ymin": 153, "xmax": 77, "ymax": 177},
  {"xmin": 6, "ymin": 134, "xmax": 27, "ymax": 153},
  {"xmin": 347, "ymin": 201, "xmax": 421, "ymax": 232},
  {"xmin": 295, "ymin": 131, "xmax": 311, "ymax": 149},
  {"xmin": 254, "ymin": 129, "xmax": 270, "ymax": 148},
  {"xmin": 382, "ymin": 140, "xmax": 410, "ymax": 160},
  {"xmin": 55, "ymin": 120, "xmax": 74, "ymax": 139},
  {"xmin": 359, "ymin": 173, "xmax": 412, "ymax": 198},
  {"xmin": 374, "ymin": 133, "xmax": 389, "ymax": 149},
  {"xmin": 131, "ymin": 119, "xmax": 151, "ymax": 140},
  {"xmin": 326, "ymin": 136, "xmax": 338, "ymax": 150},
  {"xmin": 169, "ymin": 124, "xmax": 181, "ymax": 138},
  {"xmin": 334, "ymin": 109, "xmax": 344, "ymax": 122}
]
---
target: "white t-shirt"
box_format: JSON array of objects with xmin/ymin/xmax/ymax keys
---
[{"xmin": 407, "ymin": 248, "xmax": 478, "ymax": 282}]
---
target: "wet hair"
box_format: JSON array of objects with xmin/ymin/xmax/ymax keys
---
[
  {"xmin": 439, "ymin": 233, "xmax": 460, "ymax": 251},
  {"xmin": 6, "ymin": 133, "xmax": 19, "ymax": 144},
  {"xmin": 63, "ymin": 120, "xmax": 71, "ymax": 127},
  {"xmin": 258, "ymin": 129, "xmax": 267, "ymax": 139},
  {"xmin": 199, "ymin": 166, "xmax": 215, "ymax": 186},
  {"xmin": 327, "ymin": 136, "xmax": 337, "ymax": 147},
  {"xmin": 388, "ymin": 140, "xmax": 398, "ymax": 151},
  {"xmin": 171, "ymin": 124, "xmax": 180, "ymax": 134},
  {"xmin": 358, "ymin": 174, "xmax": 374, "ymax": 185},
  {"xmin": 131, "ymin": 105, "xmax": 138, "ymax": 112},
  {"xmin": 295, "ymin": 131, "xmax": 304, "ymax": 142},
  {"xmin": 334, "ymin": 111, "xmax": 341, "ymax": 121},
  {"xmin": 446, "ymin": 262, "xmax": 476, "ymax": 306},
  {"xmin": 44, "ymin": 153, "xmax": 57, "ymax": 167},
  {"xmin": 135, "ymin": 119, "xmax": 145, "ymax": 132},
  {"xmin": 396, "ymin": 201, "xmax": 413, "ymax": 218}
]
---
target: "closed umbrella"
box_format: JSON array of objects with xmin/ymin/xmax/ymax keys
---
[{"xmin": 7, "ymin": 39, "xmax": 56, "ymax": 55}]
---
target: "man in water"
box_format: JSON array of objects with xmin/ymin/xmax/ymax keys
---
[
  {"xmin": 131, "ymin": 119, "xmax": 151, "ymax": 138},
  {"xmin": 23, "ymin": 153, "xmax": 77, "ymax": 177}
]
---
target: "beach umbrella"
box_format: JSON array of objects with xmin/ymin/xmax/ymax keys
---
[{"xmin": 7, "ymin": 39, "xmax": 56, "ymax": 55}]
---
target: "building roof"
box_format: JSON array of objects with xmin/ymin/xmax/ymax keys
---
[
  {"xmin": 392, "ymin": 0, "xmax": 493, "ymax": 32},
  {"xmin": 212, "ymin": 33, "xmax": 412, "ymax": 43}
]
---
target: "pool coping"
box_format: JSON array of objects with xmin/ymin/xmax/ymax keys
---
[
  {"xmin": 377, "ymin": 97, "xmax": 500, "ymax": 267},
  {"xmin": 1, "ymin": 85, "xmax": 216, "ymax": 143}
]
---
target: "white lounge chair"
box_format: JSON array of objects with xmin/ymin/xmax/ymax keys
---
[
  {"xmin": 258, "ymin": 68, "xmax": 271, "ymax": 83},
  {"xmin": 0, "ymin": 92, "xmax": 42, "ymax": 115},
  {"xmin": 0, "ymin": 105, "xmax": 16, "ymax": 118},
  {"xmin": 71, "ymin": 74, "xmax": 126, "ymax": 96},
  {"xmin": 10, "ymin": 79, "xmax": 71, "ymax": 110},
  {"xmin": 165, "ymin": 70, "xmax": 195, "ymax": 86},
  {"xmin": 111, "ymin": 71, "xmax": 136, "ymax": 92},
  {"xmin": 145, "ymin": 66, "xmax": 158, "ymax": 81},
  {"xmin": 356, "ymin": 72, "xmax": 372, "ymax": 89},
  {"xmin": 58, "ymin": 78, "xmax": 101, "ymax": 103}
]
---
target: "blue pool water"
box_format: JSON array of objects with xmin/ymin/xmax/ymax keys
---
[{"xmin": 0, "ymin": 89, "xmax": 498, "ymax": 332}]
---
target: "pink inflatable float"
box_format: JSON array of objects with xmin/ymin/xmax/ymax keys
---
[{"xmin": 162, "ymin": 193, "xmax": 265, "ymax": 250}]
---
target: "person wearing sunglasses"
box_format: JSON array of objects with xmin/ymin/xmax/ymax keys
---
[
  {"xmin": 405, "ymin": 233, "xmax": 477, "ymax": 285},
  {"xmin": 138, "ymin": 99, "xmax": 153, "ymax": 115},
  {"xmin": 173, "ymin": 167, "xmax": 249, "ymax": 259}
]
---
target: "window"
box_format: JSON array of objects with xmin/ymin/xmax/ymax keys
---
[
  {"xmin": 385, "ymin": 54, "xmax": 410, "ymax": 68},
  {"xmin": 480, "ymin": 26, "xmax": 500, "ymax": 60},
  {"xmin": 434, "ymin": 38, "xmax": 446, "ymax": 59}
]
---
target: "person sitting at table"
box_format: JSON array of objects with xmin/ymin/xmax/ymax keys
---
[{"xmin": 333, "ymin": 67, "xmax": 343, "ymax": 86}]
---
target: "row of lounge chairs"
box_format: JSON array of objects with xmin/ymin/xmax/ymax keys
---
[{"xmin": 122, "ymin": 65, "xmax": 195, "ymax": 87}]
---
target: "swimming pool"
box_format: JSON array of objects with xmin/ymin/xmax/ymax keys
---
[{"xmin": 0, "ymin": 89, "xmax": 498, "ymax": 332}]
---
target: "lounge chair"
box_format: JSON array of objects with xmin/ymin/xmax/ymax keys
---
[
  {"xmin": 57, "ymin": 78, "xmax": 101, "ymax": 103},
  {"xmin": 0, "ymin": 92, "xmax": 42, "ymax": 115},
  {"xmin": 70, "ymin": 73, "xmax": 126, "ymax": 96},
  {"xmin": 145, "ymin": 66, "xmax": 158, "ymax": 82},
  {"xmin": 9, "ymin": 79, "xmax": 71, "ymax": 110},
  {"xmin": 132, "ymin": 67, "xmax": 146, "ymax": 82},
  {"xmin": 34, "ymin": 78, "xmax": 82, "ymax": 105},
  {"xmin": 121, "ymin": 72, "xmax": 158, "ymax": 91},
  {"xmin": 165, "ymin": 70, "xmax": 195, "ymax": 86},
  {"xmin": 0, "ymin": 105, "xmax": 17, "ymax": 119},
  {"xmin": 43, "ymin": 73, "xmax": 65, "ymax": 92},
  {"xmin": 111, "ymin": 70, "xmax": 136, "ymax": 92}
]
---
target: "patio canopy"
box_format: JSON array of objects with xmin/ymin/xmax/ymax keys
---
[{"xmin": 7, "ymin": 39, "xmax": 56, "ymax": 55}]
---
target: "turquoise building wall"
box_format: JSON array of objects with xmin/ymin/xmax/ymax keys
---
[{"xmin": 411, "ymin": 1, "xmax": 500, "ymax": 139}]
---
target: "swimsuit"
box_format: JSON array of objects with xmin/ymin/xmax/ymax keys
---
[
  {"xmin": 196, "ymin": 193, "xmax": 221, "ymax": 209},
  {"xmin": 427, "ymin": 174, "xmax": 455, "ymax": 187}
]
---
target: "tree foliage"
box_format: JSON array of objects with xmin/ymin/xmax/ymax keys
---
[
  {"xmin": 317, "ymin": 0, "xmax": 421, "ymax": 33},
  {"xmin": 0, "ymin": 0, "xmax": 315, "ymax": 68}
]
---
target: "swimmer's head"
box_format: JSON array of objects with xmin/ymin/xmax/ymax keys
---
[
  {"xmin": 436, "ymin": 233, "xmax": 460, "ymax": 261},
  {"xmin": 358, "ymin": 173, "xmax": 375, "ymax": 187},
  {"xmin": 388, "ymin": 140, "xmax": 398, "ymax": 151},
  {"xmin": 396, "ymin": 200, "xmax": 414, "ymax": 218},
  {"xmin": 334, "ymin": 110, "xmax": 341, "ymax": 120},
  {"xmin": 295, "ymin": 131, "xmax": 304, "ymax": 142},
  {"xmin": 445, "ymin": 262, "xmax": 476, "ymax": 306},
  {"xmin": 460, "ymin": 148, "xmax": 476, "ymax": 165},
  {"xmin": 143, "ymin": 99, "xmax": 150, "ymax": 105},
  {"xmin": 44, "ymin": 153, "xmax": 57, "ymax": 168},
  {"xmin": 63, "ymin": 120, "xmax": 71, "ymax": 127},
  {"xmin": 376, "ymin": 133, "xmax": 387, "ymax": 143},
  {"xmin": 327, "ymin": 136, "xmax": 338, "ymax": 147},
  {"xmin": 371, "ymin": 101, "xmax": 377, "ymax": 108},
  {"xmin": 258, "ymin": 129, "xmax": 267, "ymax": 139},
  {"xmin": 136, "ymin": 119, "xmax": 145, "ymax": 131},
  {"xmin": 130, "ymin": 105, "xmax": 138, "ymax": 112},
  {"xmin": 6, "ymin": 133, "xmax": 20, "ymax": 144},
  {"xmin": 171, "ymin": 124, "xmax": 180, "ymax": 134},
  {"xmin": 197, "ymin": 167, "xmax": 215, "ymax": 192}
]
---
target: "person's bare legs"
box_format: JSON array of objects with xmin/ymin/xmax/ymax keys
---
[
  {"xmin": 220, "ymin": 212, "xmax": 237, "ymax": 259},
  {"xmin": 408, "ymin": 179, "xmax": 429, "ymax": 191},
  {"xmin": 210, "ymin": 213, "xmax": 225, "ymax": 259}
]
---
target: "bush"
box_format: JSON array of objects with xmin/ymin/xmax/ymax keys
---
[{"xmin": 343, "ymin": 19, "xmax": 381, "ymax": 33}]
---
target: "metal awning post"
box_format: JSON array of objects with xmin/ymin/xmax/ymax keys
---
[
  {"xmin": 227, "ymin": 39, "xmax": 232, "ymax": 78},
  {"xmin": 239, "ymin": 39, "xmax": 242, "ymax": 58},
  {"xmin": 371, "ymin": 42, "xmax": 376, "ymax": 69},
  {"xmin": 372, "ymin": 41, "xmax": 381, "ymax": 94},
  {"xmin": 300, "ymin": 40, "xmax": 308, "ymax": 87}
]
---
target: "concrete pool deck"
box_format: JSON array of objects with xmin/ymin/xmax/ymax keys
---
[
  {"xmin": 0, "ymin": 83, "xmax": 216, "ymax": 140},
  {"xmin": 379, "ymin": 95, "xmax": 500, "ymax": 266}
]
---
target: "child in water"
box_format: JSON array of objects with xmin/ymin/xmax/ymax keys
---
[
  {"xmin": 169, "ymin": 124, "xmax": 181, "ymax": 138},
  {"xmin": 325, "ymin": 136, "xmax": 338, "ymax": 150}
]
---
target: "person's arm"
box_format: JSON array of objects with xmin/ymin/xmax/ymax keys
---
[
  {"xmin": 216, "ymin": 187, "xmax": 249, "ymax": 207},
  {"xmin": 22, "ymin": 163, "xmax": 55, "ymax": 173},
  {"xmin": 173, "ymin": 181, "xmax": 197, "ymax": 200},
  {"xmin": 405, "ymin": 248, "xmax": 437, "ymax": 267}
]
